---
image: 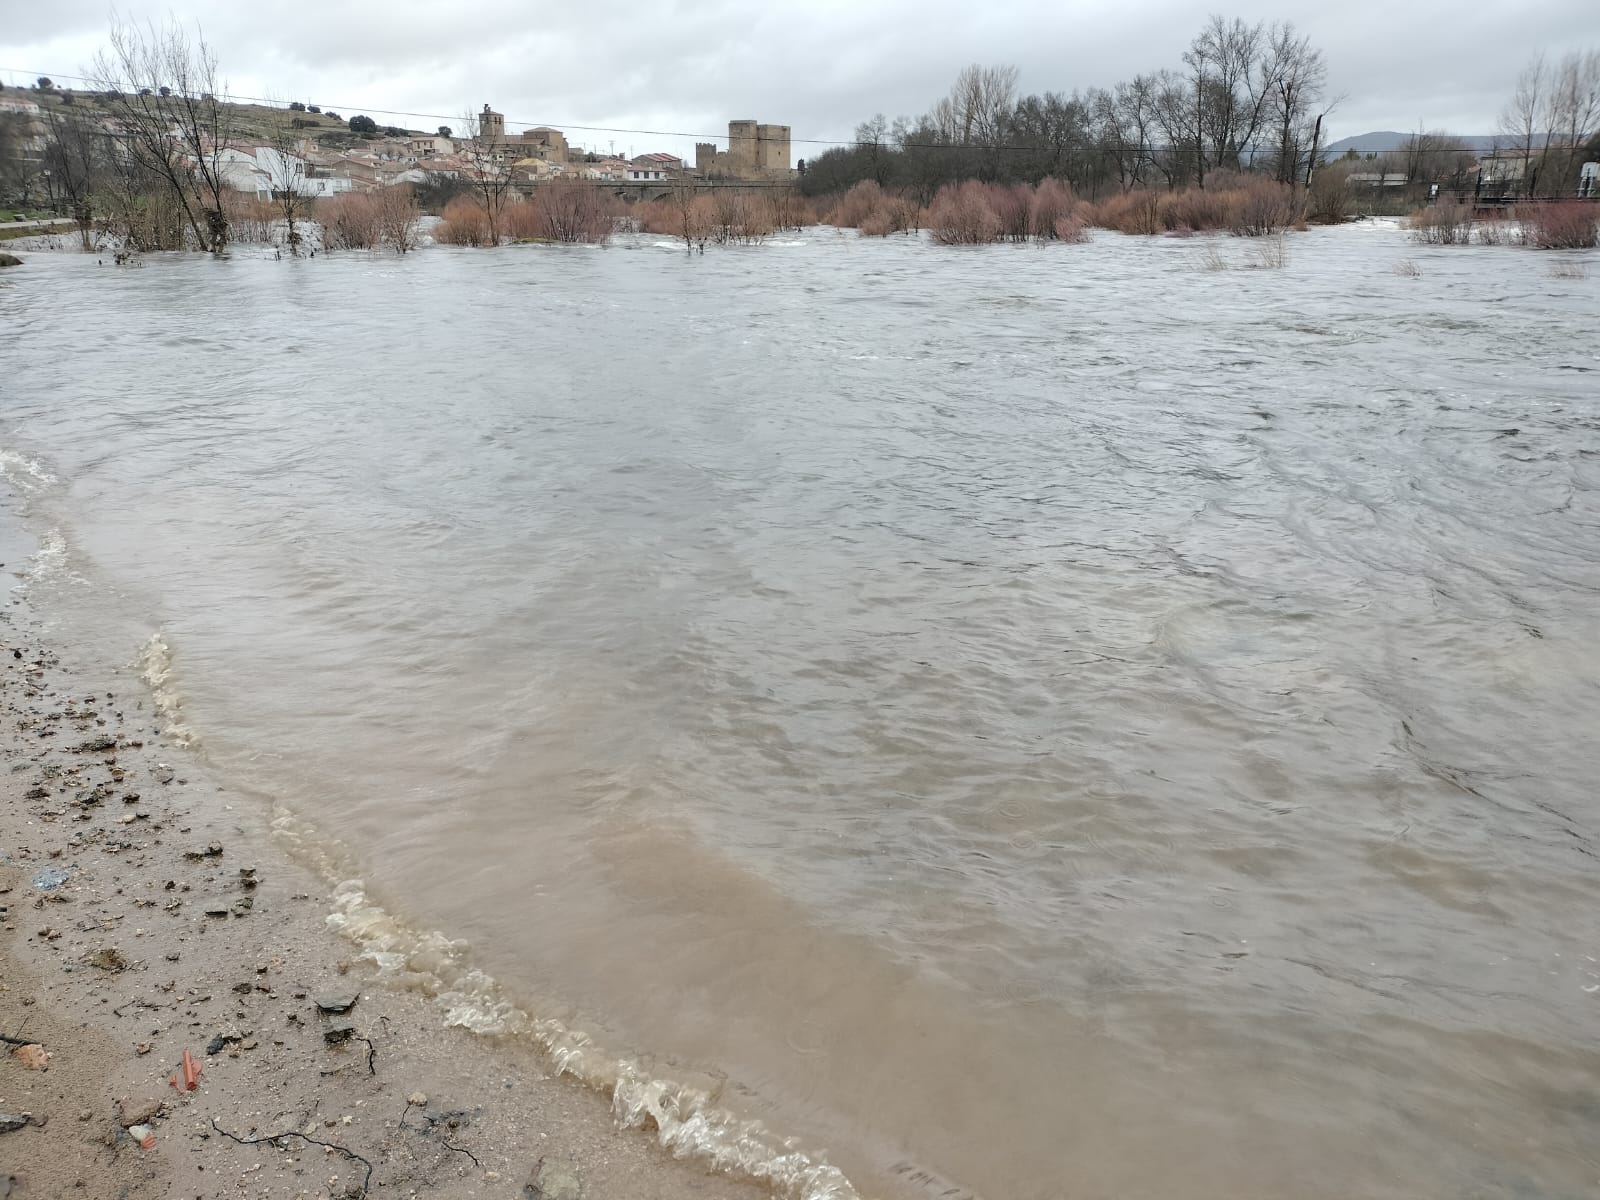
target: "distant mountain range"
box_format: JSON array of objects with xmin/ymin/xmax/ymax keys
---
[{"xmin": 1322, "ymin": 131, "xmax": 1499, "ymax": 156}]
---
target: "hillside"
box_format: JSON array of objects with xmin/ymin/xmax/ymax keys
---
[
  {"xmin": 5, "ymin": 84, "xmax": 423, "ymax": 148},
  {"xmin": 1323, "ymin": 130, "xmax": 1499, "ymax": 156}
]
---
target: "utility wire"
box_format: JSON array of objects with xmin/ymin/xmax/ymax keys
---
[{"xmin": 0, "ymin": 64, "xmax": 1433, "ymax": 158}]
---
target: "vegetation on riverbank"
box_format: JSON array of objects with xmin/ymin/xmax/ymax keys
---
[{"xmin": 1407, "ymin": 201, "xmax": 1599, "ymax": 249}]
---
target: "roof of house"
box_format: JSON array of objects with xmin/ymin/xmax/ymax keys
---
[{"xmin": 635, "ymin": 152, "xmax": 679, "ymax": 164}]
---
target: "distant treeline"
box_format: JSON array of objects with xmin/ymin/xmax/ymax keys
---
[
  {"xmin": 801, "ymin": 17, "xmax": 1329, "ymax": 201},
  {"xmin": 801, "ymin": 24, "xmax": 1600, "ymax": 204}
]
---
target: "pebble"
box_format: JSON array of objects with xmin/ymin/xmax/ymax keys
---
[
  {"xmin": 0, "ymin": 1112, "xmax": 28, "ymax": 1135},
  {"xmin": 118, "ymin": 1097, "xmax": 162, "ymax": 1127},
  {"xmin": 525, "ymin": 1156, "xmax": 584, "ymax": 1200},
  {"xmin": 315, "ymin": 991, "xmax": 360, "ymax": 1014},
  {"xmin": 406, "ymin": 1091, "xmax": 427, "ymax": 1107}
]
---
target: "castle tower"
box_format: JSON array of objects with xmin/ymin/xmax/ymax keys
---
[
  {"xmin": 728, "ymin": 120, "xmax": 759, "ymax": 173},
  {"xmin": 695, "ymin": 142, "xmax": 718, "ymax": 174},
  {"xmin": 756, "ymin": 124, "xmax": 791, "ymax": 172}
]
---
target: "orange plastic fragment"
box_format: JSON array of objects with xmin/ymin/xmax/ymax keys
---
[{"xmin": 181, "ymin": 1049, "xmax": 200, "ymax": 1090}]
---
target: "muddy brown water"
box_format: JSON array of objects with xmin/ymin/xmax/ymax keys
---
[{"xmin": 3, "ymin": 224, "xmax": 1599, "ymax": 1199}]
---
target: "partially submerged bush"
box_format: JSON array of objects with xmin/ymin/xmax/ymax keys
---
[
  {"xmin": 1028, "ymin": 177, "xmax": 1080, "ymax": 240},
  {"xmin": 927, "ymin": 181, "xmax": 1003, "ymax": 244},
  {"xmin": 1092, "ymin": 189, "xmax": 1163, "ymax": 235},
  {"xmin": 1306, "ymin": 164, "xmax": 1355, "ymax": 225},
  {"xmin": 1229, "ymin": 179, "xmax": 1302, "ymax": 237},
  {"xmin": 1407, "ymin": 202, "xmax": 1474, "ymax": 245},
  {"xmin": 319, "ymin": 189, "xmax": 417, "ymax": 252},
  {"xmin": 764, "ymin": 189, "xmax": 817, "ymax": 231},
  {"xmin": 827, "ymin": 180, "xmax": 888, "ymax": 229},
  {"xmin": 989, "ymin": 183, "xmax": 1033, "ymax": 242},
  {"xmin": 706, "ymin": 190, "xmax": 774, "ymax": 244},
  {"xmin": 1522, "ymin": 202, "xmax": 1599, "ymax": 250},
  {"xmin": 821, "ymin": 175, "xmax": 1309, "ymax": 245},
  {"xmin": 503, "ymin": 183, "xmax": 621, "ymax": 243},
  {"xmin": 319, "ymin": 192, "xmax": 383, "ymax": 249},
  {"xmin": 223, "ymin": 195, "xmax": 277, "ymax": 244},
  {"xmin": 1053, "ymin": 213, "xmax": 1089, "ymax": 243},
  {"xmin": 433, "ymin": 195, "xmax": 492, "ymax": 246}
]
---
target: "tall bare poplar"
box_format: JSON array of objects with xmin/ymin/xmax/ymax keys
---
[{"xmin": 1499, "ymin": 53, "xmax": 1548, "ymax": 197}]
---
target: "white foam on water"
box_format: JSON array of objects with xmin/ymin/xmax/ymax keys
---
[
  {"xmin": 265, "ymin": 805, "xmax": 859, "ymax": 1200},
  {"xmin": 0, "ymin": 448, "xmax": 57, "ymax": 492},
  {"xmin": 136, "ymin": 632, "xmax": 199, "ymax": 747},
  {"xmin": 19, "ymin": 528, "xmax": 71, "ymax": 590}
]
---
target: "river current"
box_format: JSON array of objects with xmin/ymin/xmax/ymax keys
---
[{"xmin": 3, "ymin": 223, "xmax": 1599, "ymax": 1200}]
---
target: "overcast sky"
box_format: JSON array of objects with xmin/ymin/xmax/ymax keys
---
[{"xmin": 2, "ymin": 1, "xmax": 1597, "ymax": 160}]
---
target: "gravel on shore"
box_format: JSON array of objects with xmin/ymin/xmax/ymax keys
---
[{"xmin": 0, "ymin": 515, "xmax": 764, "ymax": 1200}]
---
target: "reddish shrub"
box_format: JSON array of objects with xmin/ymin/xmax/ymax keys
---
[
  {"xmin": 989, "ymin": 183, "xmax": 1033, "ymax": 241},
  {"xmin": 1092, "ymin": 190, "xmax": 1163, "ymax": 235},
  {"xmin": 1228, "ymin": 178, "xmax": 1302, "ymax": 237},
  {"xmin": 503, "ymin": 182, "xmax": 620, "ymax": 243},
  {"xmin": 828, "ymin": 180, "xmax": 888, "ymax": 229},
  {"xmin": 319, "ymin": 192, "xmax": 382, "ymax": 249},
  {"xmin": 1053, "ymin": 213, "xmax": 1089, "ymax": 243},
  {"xmin": 1523, "ymin": 201, "xmax": 1599, "ymax": 249},
  {"xmin": 858, "ymin": 211, "xmax": 895, "ymax": 237},
  {"xmin": 434, "ymin": 195, "xmax": 492, "ymax": 246},
  {"xmin": 764, "ymin": 189, "xmax": 817, "ymax": 231},
  {"xmin": 638, "ymin": 190, "xmax": 714, "ymax": 251},
  {"xmin": 1407, "ymin": 202, "xmax": 1473, "ymax": 245},
  {"xmin": 927, "ymin": 181, "xmax": 1002, "ymax": 244},
  {"xmin": 1160, "ymin": 187, "xmax": 1236, "ymax": 233},
  {"xmin": 374, "ymin": 185, "xmax": 420, "ymax": 252},
  {"xmin": 1029, "ymin": 177, "xmax": 1077, "ymax": 240}
]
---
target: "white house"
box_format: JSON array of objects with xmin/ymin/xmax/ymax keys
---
[
  {"xmin": 624, "ymin": 165, "xmax": 668, "ymax": 182},
  {"xmin": 216, "ymin": 146, "xmax": 353, "ymax": 199}
]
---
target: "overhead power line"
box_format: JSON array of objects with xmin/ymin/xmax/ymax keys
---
[{"xmin": 1, "ymin": 64, "xmax": 1457, "ymax": 158}]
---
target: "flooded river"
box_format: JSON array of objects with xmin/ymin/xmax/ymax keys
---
[{"xmin": 3, "ymin": 223, "xmax": 1599, "ymax": 1199}]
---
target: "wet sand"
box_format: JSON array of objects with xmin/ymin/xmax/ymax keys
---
[{"xmin": 0, "ymin": 510, "xmax": 767, "ymax": 1200}]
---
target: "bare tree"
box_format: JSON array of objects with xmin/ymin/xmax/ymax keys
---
[
  {"xmin": 1543, "ymin": 49, "xmax": 1600, "ymax": 196},
  {"xmin": 92, "ymin": 18, "xmax": 237, "ymax": 252},
  {"xmin": 1185, "ymin": 16, "xmax": 1270, "ymax": 176},
  {"xmin": 374, "ymin": 184, "xmax": 420, "ymax": 252},
  {"xmin": 931, "ymin": 65, "xmax": 1019, "ymax": 146},
  {"xmin": 39, "ymin": 104, "xmax": 105, "ymax": 249},
  {"xmin": 1397, "ymin": 130, "xmax": 1477, "ymax": 198},
  {"xmin": 458, "ymin": 107, "xmax": 515, "ymax": 245},
  {"xmin": 1262, "ymin": 22, "xmax": 1326, "ymax": 186},
  {"xmin": 263, "ymin": 107, "xmax": 312, "ymax": 254},
  {"xmin": 665, "ymin": 179, "xmax": 709, "ymax": 253},
  {"xmin": 1499, "ymin": 53, "xmax": 1548, "ymax": 197}
]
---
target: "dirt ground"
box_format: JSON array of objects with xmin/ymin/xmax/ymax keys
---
[{"xmin": 0, "ymin": 530, "xmax": 763, "ymax": 1200}]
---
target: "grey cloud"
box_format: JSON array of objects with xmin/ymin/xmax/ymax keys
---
[{"xmin": 4, "ymin": 0, "xmax": 1598, "ymax": 160}]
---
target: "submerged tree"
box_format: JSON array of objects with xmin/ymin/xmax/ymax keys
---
[
  {"xmin": 458, "ymin": 107, "xmax": 516, "ymax": 245},
  {"xmin": 264, "ymin": 107, "xmax": 312, "ymax": 253},
  {"xmin": 39, "ymin": 104, "xmax": 107, "ymax": 248},
  {"xmin": 92, "ymin": 18, "xmax": 237, "ymax": 252}
]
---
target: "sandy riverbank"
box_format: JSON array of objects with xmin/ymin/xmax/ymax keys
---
[{"xmin": 0, "ymin": 509, "xmax": 767, "ymax": 1200}]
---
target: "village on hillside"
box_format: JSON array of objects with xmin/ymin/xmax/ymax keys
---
[{"xmin": 0, "ymin": 83, "xmax": 793, "ymax": 213}]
